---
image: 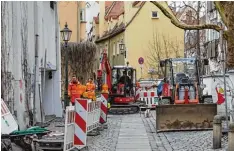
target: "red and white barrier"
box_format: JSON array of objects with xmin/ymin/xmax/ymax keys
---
[
  {"xmin": 135, "ymin": 87, "xmax": 142, "ymax": 100},
  {"xmin": 63, "ymin": 98, "xmax": 102, "ymax": 150},
  {"xmin": 63, "ymin": 106, "xmax": 75, "ymax": 151},
  {"xmin": 99, "ymin": 93, "xmax": 108, "ymax": 124},
  {"xmin": 139, "ymin": 91, "xmax": 158, "ymax": 108}
]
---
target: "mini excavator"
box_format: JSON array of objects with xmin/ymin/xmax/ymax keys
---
[{"xmin": 97, "ymin": 50, "xmax": 145, "ymax": 114}]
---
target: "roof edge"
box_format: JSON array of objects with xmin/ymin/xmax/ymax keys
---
[{"xmin": 95, "ymin": 27, "xmax": 125, "ymax": 43}]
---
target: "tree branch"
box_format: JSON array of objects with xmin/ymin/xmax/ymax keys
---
[
  {"xmin": 150, "ymin": 1, "xmax": 222, "ymax": 31},
  {"xmin": 182, "ymin": 1, "xmax": 197, "ymax": 13},
  {"xmin": 214, "ymin": 2, "xmax": 228, "ymax": 26}
]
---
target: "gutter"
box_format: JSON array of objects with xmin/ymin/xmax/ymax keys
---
[
  {"xmin": 95, "ymin": 27, "xmax": 125, "ymax": 43},
  {"xmin": 55, "ymin": 2, "xmax": 59, "ymax": 70}
]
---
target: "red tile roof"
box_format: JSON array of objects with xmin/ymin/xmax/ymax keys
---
[
  {"xmin": 105, "ymin": 1, "xmax": 113, "ymax": 13},
  {"xmin": 132, "ymin": 1, "xmax": 142, "ymax": 7},
  {"xmin": 105, "ymin": 1, "xmax": 124, "ymax": 21}
]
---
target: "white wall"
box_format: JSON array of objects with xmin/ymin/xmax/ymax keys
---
[
  {"xmin": 2, "ymin": 1, "xmax": 62, "ymax": 130},
  {"xmin": 203, "ymin": 72, "xmax": 234, "ymax": 121},
  {"xmin": 86, "ymin": 1, "xmax": 99, "ymax": 36}
]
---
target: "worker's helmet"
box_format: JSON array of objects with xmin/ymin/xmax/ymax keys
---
[{"xmin": 101, "ymin": 84, "xmax": 109, "ymax": 94}]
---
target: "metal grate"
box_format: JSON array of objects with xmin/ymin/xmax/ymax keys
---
[{"xmin": 221, "ymin": 134, "xmax": 228, "ymax": 149}]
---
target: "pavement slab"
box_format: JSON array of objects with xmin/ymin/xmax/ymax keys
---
[{"xmin": 116, "ymin": 114, "xmax": 151, "ymax": 150}]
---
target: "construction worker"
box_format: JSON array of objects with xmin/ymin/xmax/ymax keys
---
[
  {"xmin": 86, "ymin": 78, "xmax": 96, "ymax": 92},
  {"xmin": 119, "ymin": 71, "xmax": 130, "ymax": 85},
  {"xmin": 86, "ymin": 78, "xmax": 96, "ymax": 100},
  {"xmin": 68, "ymin": 76, "xmax": 82, "ymax": 105}
]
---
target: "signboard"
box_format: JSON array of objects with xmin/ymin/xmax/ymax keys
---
[
  {"xmin": 138, "ymin": 57, "xmax": 144, "ymax": 65},
  {"xmin": 1, "ymin": 99, "xmax": 18, "ymax": 134}
]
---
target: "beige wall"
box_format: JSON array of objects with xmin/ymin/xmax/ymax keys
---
[
  {"xmin": 80, "ymin": 23, "xmax": 86, "ymax": 41},
  {"xmin": 108, "ymin": 33, "xmax": 125, "ymax": 66},
  {"xmin": 125, "ymin": 2, "xmax": 184, "ymax": 79},
  {"xmin": 58, "ymin": 1, "xmax": 86, "ymax": 43},
  {"xmin": 98, "ymin": 1, "xmax": 108, "ymax": 37},
  {"xmin": 124, "ymin": 2, "xmax": 139, "ymax": 24}
]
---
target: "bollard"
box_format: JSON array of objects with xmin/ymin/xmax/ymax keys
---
[
  {"xmin": 228, "ymin": 123, "xmax": 234, "ymax": 151},
  {"xmin": 213, "ymin": 115, "xmax": 223, "ymax": 149}
]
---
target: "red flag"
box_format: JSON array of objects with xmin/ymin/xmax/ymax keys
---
[{"xmin": 216, "ymin": 87, "xmax": 225, "ymax": 105}]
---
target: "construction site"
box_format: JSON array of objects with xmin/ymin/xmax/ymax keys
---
[{"xmin": 1, "ymin": 1, "xmax": 234, "ymax": 151}]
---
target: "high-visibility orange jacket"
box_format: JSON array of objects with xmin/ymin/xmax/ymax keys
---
[
  {"xmin": 68, "ymin": 82, "xmax": 83, "ymax": 103},
  {"xmin": 86, "ymin": 82, "xmax": 95, "ymax": 92}
]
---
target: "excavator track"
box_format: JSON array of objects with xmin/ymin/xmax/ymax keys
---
[
  {"xmin": 108, "ymin": 105, "xmax": 139, "ymax": 114},
  {"xmin": 108, "ymin": 101, "xmax": 146, "ymax": 115}
]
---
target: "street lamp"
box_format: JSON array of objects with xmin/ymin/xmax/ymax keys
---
[
  {"xmin": 119, "ymin": 40, "xmax": 126, "ymax": 58},
  {"xmin": 60, "ymin": 22, "xmax": 72, "ymax": 108}
]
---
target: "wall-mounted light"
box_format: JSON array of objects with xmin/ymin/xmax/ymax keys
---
[
  {"xmin": 119, "ymin": 43, "xmax": 125, "ymax": 51},
  {"xmin": 119, "ymin": 40, "xmax": 126, "ymax": 58}
]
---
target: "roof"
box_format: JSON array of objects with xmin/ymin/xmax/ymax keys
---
[
  {"xmin": 95, "ymin": 2, "xmax": 145, "ymax": 43},
  {"xmin": 105, "ymin": 1, "xmax": 113, "ymax": 13},
  {"xmin": 132, "ymin": 1, "xmax": 142, "ymax": 7},
  {"xmin": 95, "ymin": 22, "xmax": 125, "ymax": 43},
  {"xmin": 105, "ymin": 1, "xmax": 124, "ymax": 21}
]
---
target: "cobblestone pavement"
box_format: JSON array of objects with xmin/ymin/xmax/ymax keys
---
[
  {"xmin": 82, "ymin": 115, "xmax": 123, "ymax": 151},
  {"xmin": 44, "ymin": 112, "xmax": 228, "ymax": 151},
  {"xmin": 145, "ymin": 110, "xmax": 228, "ymax": 151}
]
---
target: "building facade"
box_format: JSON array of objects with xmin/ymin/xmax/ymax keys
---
[
  {"xmin": 58, "ymin": 1, "xmax": 87, "ymax": 42},
  {"xmin": 86, "ymin": 1, "xmax": 100, "ymax": 41},
  {"xmin": 94, "ymin": 1, "xmax": 184, "ymax": 79},
  {"xmin": 1, "ymin": 1, "xmax": 62, "ymax": 130}
]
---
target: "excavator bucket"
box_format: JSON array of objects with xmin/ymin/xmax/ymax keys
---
[{"xmin": 155, "ymin": 104, "xmax": 217, "ymax": 132}]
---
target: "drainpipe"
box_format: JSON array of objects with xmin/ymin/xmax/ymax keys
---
[
  {"xmin": 77, "ymin": 2, "xmax": 80, "ymax": 43},
  {"xmin": 220, "ymin": 29, "xmax": 229, "ymax": 129},
  {"xmin": 33, "ymin": 2, "xmax": 39, "ymax": 125},
  {"xmin": 33, "ymin": 35, "xmax": 39, "ymax": 125},
  {"xmin": 55, "ymin": 2, "xmax": 59, "ymax": 70}
]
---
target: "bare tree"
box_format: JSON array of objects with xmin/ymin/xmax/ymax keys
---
[
  {"xmin": 168, "ymin": 2, "xmax": 207, "ymax": 64},
  {"xmin": 61, "ymin": 41, "xmax": 97, "ymax": 98},
  {"xmin": 150, "ymin": 1, "xmax": 234, "ymax": 69},
  {"xmin": 146, "ymin": 30, "xmax": 182, "ymax": 77}
]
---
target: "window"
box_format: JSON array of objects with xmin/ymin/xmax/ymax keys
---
[
  {"xmin": 151, "ymin": 11, "xmax": 159, "ymax": 19},
  {"xmin": 50, "ymin": 1, "xmax": 54, "ymax": 10},
  {"xmin": 80, "ymin": 9, "xmax": 85, "ymax": 22},
  {"xmin": 117, "ymin": 41, "xmax": 120, "ymax": 54},
  {"xmin": 113, "ymin": 43, "xmax": 116, "ymax": 56}
]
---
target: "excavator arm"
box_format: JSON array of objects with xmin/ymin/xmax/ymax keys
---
[{"xmin": 98, "ymin": 49, "xmax": 112, "ymax": 92}]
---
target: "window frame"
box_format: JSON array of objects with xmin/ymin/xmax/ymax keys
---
[{"xmin": 80, "ymin": 9, "xmax": 86, "ymax": 22}]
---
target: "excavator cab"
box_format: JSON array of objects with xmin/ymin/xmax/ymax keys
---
[
  {"xmin": 156, "ymin": 58, "xmax": 217, "ymax": 132},
  {"xmin": 111, "ymin": 66, "xmax": 136, "ymax": 97},
  {"xmin": 97, "ymin": 50, "xmax": 144, "ymax": 114},
  {"xmin": 159, "ymin": 58, "xmax": 200, "ymax": 103}
]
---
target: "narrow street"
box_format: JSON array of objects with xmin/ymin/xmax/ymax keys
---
[
  {"xmin": 78, "ymin": 112, "xmax": 228, "ymax": 151},
  {"xmin": 1, "ymin": 1, "xmax": 234, "ymax": 151}
]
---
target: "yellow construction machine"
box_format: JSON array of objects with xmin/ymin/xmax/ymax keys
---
[{"xmin": 156, "ymin": 58, "xmax": 217, "ymax": 132}]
